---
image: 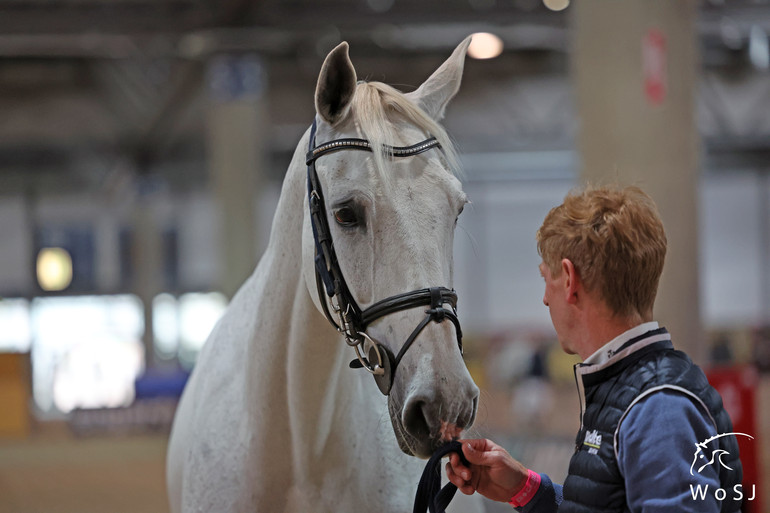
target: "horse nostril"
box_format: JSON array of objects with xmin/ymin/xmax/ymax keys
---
[
  {"xmin": 403, "ymin": 384, "xmax": 479, "ymax": 444},
  {"xmin": 460, "ymin": 394, "xmax": 479, "ymax": 429},
  {"xmin": 403, "ymin": 399, "xmax": 432, "ymax": 442}
]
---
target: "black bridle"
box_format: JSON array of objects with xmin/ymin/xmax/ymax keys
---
[{"xmin": 306, "ymin": 118, "xmax": 463, "ymax": 395}]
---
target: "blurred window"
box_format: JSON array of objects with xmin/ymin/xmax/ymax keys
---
[
  {"xmin": 153, "ymin": 293, "xmax": 180, "ymax": 359},
  {"xmin": 0, "ymin": 298, "xmax": 32, "ymax": 352},
  {"xmin": 151, "ymin": 291, "xmax": 227, "ymax": 368},
  {"xmin": 30, "ymin": 295, "xmax": 144, "ymax": 414},
  {"xmin": 177, "ymin": 292, "xmax": 227, "ymax": 368}
]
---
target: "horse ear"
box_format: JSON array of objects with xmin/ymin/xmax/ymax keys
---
[
  {"xmin": 405, "ymin": 36, "xmax": 471, "ymax": 121},
  {"xmin": 315, "ymin": 42, "xmax": 357, "ymax": 125}
]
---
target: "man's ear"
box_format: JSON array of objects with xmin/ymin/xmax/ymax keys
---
[{"xmin": 561, "ymin": 258, "xmax": 579, "ymax": 305}]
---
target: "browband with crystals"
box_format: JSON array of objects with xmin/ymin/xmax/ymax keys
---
[{"xmin": 306, "ymin": 136, "xmax": 440, "ymax": 165}]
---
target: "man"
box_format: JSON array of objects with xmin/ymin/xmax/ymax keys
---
[{"xmin": 446, "ymin": 185, "xmax": 743, "ymax": 512}]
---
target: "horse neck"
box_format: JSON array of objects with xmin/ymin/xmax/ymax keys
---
[{"xmin": 245, "ymin": 131, "xmax": 384, "ymax": 472}]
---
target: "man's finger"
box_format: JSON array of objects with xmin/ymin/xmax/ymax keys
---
[
  {"xmin": 445, "ymin": 462, "xmax": 468, "ymax": 488},
  {"xmin": 461, "ymin": 440, "xmax": 498, "ymax": 466},
  {"xmin": 447, "ymin": 453, "xmax": 471, "ymax": 481},
  {"xmin": 458, "ymin": 482, "xmax": 476, "ymax": 496},
  {"xmin": 446, "ymin": 463, "xmax": 476, "ymax": 496}
]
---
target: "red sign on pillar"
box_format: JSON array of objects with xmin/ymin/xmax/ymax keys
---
[{"xmin": 642, "ymin": 28, "xmax": 667, "ymax": 106}]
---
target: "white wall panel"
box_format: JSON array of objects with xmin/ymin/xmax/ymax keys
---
[{"xmin": 700, "ymin": 172, "xmax": 767, "ymax": 327}]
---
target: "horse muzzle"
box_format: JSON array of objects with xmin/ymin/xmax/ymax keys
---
[{"xmin": 388, "ymin": 356, "xmax": 479, "ymax": 458}]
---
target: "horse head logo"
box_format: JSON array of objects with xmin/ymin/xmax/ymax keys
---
[{"xmin": 690, "ymin": 432, "xmax": 753, "ymax": 476}]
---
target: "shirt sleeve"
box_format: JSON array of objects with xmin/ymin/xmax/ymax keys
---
[
  {"xmin": 617, "ymin": 389, "xmax": 723, "ymax": 512},
  {"xmin": 515, "ymin": 474, "xmax": 563, "ymax": 513}
]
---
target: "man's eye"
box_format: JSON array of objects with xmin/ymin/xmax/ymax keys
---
[{"xmin": 333, "ymin": 207, "xmax": 358, "ymax": 227}]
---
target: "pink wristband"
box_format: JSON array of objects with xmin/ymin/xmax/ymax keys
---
[{"xmin": 508, "ymin": 469, "xmax": 541, "ymax": 508}]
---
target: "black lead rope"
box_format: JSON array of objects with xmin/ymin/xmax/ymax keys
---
[{"xmin": 413, "ymin": 441, "xmax": 470, "ymax": 513}]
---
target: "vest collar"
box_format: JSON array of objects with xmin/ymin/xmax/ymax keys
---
[
  {"xmin": 573, "ymin": 326, "xmax": 672, "ymax": 430},
  {"xmin": 583, "ymin": 321, "xmax": 660, "ymax": 366},
  {"xmin": 576, "ymin": 326, "xmax": 672, "ymax": 385}
]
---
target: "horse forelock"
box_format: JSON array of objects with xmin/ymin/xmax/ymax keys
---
[{"xmin": 349, "ymin": 81, "xmax": 462, "ymax": 179}]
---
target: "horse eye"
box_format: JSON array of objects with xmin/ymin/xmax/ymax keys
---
[
  {"xmin": 455, "ymin": 205, "xmax": 464, "ymax": 224},
  {"xmin": 333, "ymin": 206, "xmax": 358, "ymax": 227}
]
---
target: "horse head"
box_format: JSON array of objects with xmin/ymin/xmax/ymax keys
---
[
  {"xmin": 690, "ymin": 432, "xmax": 752, "ymax": 475},
  {"xmin": 301, "ymin": 38, "xmax": 479, "ymax": 459}
]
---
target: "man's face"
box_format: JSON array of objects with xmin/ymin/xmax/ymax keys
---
[{"xmin": 539, "ymin": 261, "xmax": 575, "ymax": 355}]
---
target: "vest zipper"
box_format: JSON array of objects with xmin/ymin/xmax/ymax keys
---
[{"xmin": 573, "ymin": 363, "xmax": 585, "ymax": 452}]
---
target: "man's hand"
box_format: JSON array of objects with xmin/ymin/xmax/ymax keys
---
[{"xmin": 445, "ymin": 438, "xmax": 529, "ymax": 503}]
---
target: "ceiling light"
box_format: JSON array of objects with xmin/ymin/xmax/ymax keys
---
[
  {"xmin": 543, "ymin": 0, "xmax": 570, "ymax": 12},
  {"xmin": 468, "ymin": 32, "xmax": 504, "ymax": 60},
  {"xmin": 37, "ymin": 247, "xmax": 73, "ymax": 292}
]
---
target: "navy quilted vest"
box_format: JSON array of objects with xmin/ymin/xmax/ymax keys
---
[{"xmin": 559, "ymin": 328, "xmax": 742, "ymax": 513}]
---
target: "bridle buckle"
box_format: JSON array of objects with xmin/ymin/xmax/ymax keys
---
[{"xmin": 352, "ymin": 333, "xmax": 386, "ymax": 376}]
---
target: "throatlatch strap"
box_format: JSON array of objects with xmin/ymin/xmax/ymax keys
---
[{"xmin": 412, "ymin": 441, "xmax": 470, "ymax": 513}]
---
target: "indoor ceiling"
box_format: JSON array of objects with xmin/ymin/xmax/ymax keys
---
[{"xmin": 1, "ymin": 0, "xmax": 769, "ymax": 196}]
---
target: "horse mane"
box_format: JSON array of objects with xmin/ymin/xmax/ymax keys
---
[{"xmin": 350, "ymin": 81, "xmax": 462, "ymax": 179}]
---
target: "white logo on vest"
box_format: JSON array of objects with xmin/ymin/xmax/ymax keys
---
[
  {"xmin": 689, "ymin": 432, "xmax": 755, "ymax": 503},
  {"xmin": 582, "ymin": 429, "xmax": 602, "ymax": 455}
]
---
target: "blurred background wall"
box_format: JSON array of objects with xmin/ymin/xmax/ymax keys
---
[{"xmin": 0, "ymin": 1, "xmax": 768, "ymax": 512}]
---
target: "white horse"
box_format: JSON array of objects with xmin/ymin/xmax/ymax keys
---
[{"xmin": 167, "ymin": 37, "xmax": 485, "ymax": 513}]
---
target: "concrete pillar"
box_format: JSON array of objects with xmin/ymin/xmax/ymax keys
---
[
  {"xmin": 133, "ymin": 197, "xmax": 163, "ymax": 366},
  {"xmin": 572, "ymin": 1, "xmax": 703, "ymax": 360},
  {"xmin": 206, "ymin": 54, "xmax": 268, "ymax": 298}
]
